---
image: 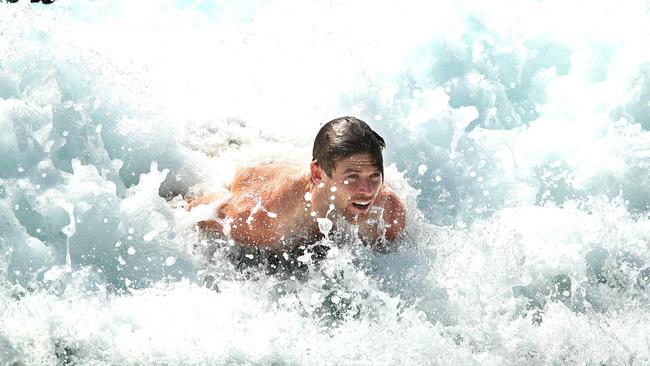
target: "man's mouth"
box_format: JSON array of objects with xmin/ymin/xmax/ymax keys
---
[{"xmin": 351, "ymin": 200, "xmax": 371, "ymax": 211}]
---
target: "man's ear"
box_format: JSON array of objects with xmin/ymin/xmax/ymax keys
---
[{"xmin": 310, "ymin": 161, "xmax": 323, "ymax": 184}]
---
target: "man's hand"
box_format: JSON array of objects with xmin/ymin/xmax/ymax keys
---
[
  {"xmin": 187, "ymin": 193, "xmax": 218, "ymax": 210},
  {"xmin": 197, "ymin": 219, "xmax": 223, "ymax": 233}
]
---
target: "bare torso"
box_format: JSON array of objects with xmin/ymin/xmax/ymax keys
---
[{"xmin": 191, "ymin": 163, "xmax": 405, "ymax": 250}]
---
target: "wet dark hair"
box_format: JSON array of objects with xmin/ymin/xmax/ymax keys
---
[{"xmin": 312, "ymin": 116, "xmax": 386, "ymax": 178}]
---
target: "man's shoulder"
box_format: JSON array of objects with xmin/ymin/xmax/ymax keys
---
[
  {"xmin": 232, "ymin": 163, "xmax": 305, "ymax": 189},
  {"xmin": 377, "ymin": 186, "xmax": 400, "ymax": 205}
]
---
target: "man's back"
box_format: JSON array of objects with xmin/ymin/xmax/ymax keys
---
[{"xmin": 216, "ymin": 164, "xmax": 315, "ymax": 246}]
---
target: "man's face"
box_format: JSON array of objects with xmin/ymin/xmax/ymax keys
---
[{"xmin": 322, "ymin": 153, "xmax": 383, "ymax": 221}]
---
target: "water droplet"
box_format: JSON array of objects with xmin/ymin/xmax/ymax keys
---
[
  {"xmin": 127, "ymin": 247, "xmax": 136, "ymax": 255},
  {"xmin": 17, "ymin": 167, "xmax": 24, "ymax": 173},
  {"xmin": 304, "ymin": 192, "xmax": 312, "ymax": 201},
  {"xmin": 330, "ymin": 186, "xmax": 337, "ymax": 192},
  {"xmin": 165, "ymin": 256, "xmax": 176, "ymax": 266},
  {"xmin": 317, "ymin": 217, "xmax": 333, "ymax": 235},
  {"xmin": 418, "ymin": 164, "xmax": 427, "ymax": 176},
  {"xmin": 143, "ymin": 231, "xmax": 158, "ymax": 241}
]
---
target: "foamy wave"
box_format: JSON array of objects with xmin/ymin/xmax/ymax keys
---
[{"xmin": 1, "ymin": 0, "xmax": 650, "ymax": 364}]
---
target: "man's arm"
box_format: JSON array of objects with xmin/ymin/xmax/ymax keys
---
[
  {"xmin": 383, "ymin": 190, "xmax": 406, "ymax": 242},
  {"xmin": 199, "ymin": 178, "xmax": 299, "ymax": 247},
  {"xmin": 197, "ymin": 201, "xmax": 281, "ymax": 245},
  {"xmin": 229, "ymin": 208, "xmax": 286, "ymax": 246},
  {"xmin": 357, "ymin": 189, "xmax": 406, "ymax": 251}
]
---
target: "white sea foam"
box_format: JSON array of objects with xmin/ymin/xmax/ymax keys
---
[{"xmin": 1, "ymin": 0, "xmax": 650, "ymax": 364}]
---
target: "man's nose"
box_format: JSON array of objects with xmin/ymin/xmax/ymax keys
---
[{"xmin": 357, "ymin": 177, "xmax": 373, "ymax": 195}]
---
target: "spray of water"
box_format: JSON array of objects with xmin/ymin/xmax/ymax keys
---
[{"xmin": 1, "ymin": 0, "xmax": 650, "ymax": 364}]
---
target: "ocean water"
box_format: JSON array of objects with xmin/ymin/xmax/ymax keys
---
[{"xmin": 1, "ymin": 0, "xmax": 650, "ymax": 364}]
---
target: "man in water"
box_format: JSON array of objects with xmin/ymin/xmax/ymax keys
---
[{"xmin": 190, "ymin": 116, "xmax": 406, "ymax": 252}]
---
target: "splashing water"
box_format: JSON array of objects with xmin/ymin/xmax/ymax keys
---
[{"xmin": 1, "ymin": 0, "xmax": 650, "ymax": 364}]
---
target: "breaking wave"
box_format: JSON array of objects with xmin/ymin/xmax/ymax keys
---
[{"xmin": 1, "ymin": 0, "xmax": 650, "ymax": 364}]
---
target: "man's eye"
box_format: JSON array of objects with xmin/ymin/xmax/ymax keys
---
[
  {"xmin": 347, "ymin": 175, "xmax": 359, "ymax": 181},
  {"xmin": 370, "ymin": 173, "xmax": 382, "ymax": 180}
]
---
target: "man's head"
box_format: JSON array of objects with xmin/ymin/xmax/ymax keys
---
[
  {"xmin": 311, "ymin": 116, "xmax": 385, "ymax": 178},
  {"xmin": 310, "ymin": 117, "xmax": 386, "ymax": 220}
]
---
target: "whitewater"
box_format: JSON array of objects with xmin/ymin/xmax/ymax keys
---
[{"xmin": 1, "ymin": 0, "xmax": 650, "ymax": 364}]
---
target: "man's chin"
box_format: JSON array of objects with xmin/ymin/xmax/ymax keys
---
[{"xmin": 343, "ymin": 204, "xmax": 372, "ymax": 221}]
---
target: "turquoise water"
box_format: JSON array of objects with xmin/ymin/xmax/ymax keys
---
[{"xmin": 1, "ymin": 0, "xmax": 650, "ymax": 364}]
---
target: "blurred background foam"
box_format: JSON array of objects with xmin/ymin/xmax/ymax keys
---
[{"xmin": 1, "ymin": 0, "xmax": 650, "ymax": 364}]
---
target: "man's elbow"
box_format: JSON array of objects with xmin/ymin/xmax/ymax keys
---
[
  {"xmin": 385, "ymin": 218, "xmax": 405, "ymax": 242},
  {"xmin": 187, "ymin": 193, "xmax": 217, "ymax": 210}
]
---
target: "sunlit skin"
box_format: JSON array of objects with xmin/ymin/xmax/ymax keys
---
[{"xmin": 190, "ymin": 153, "xmax": 406, "ymax": 250}]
